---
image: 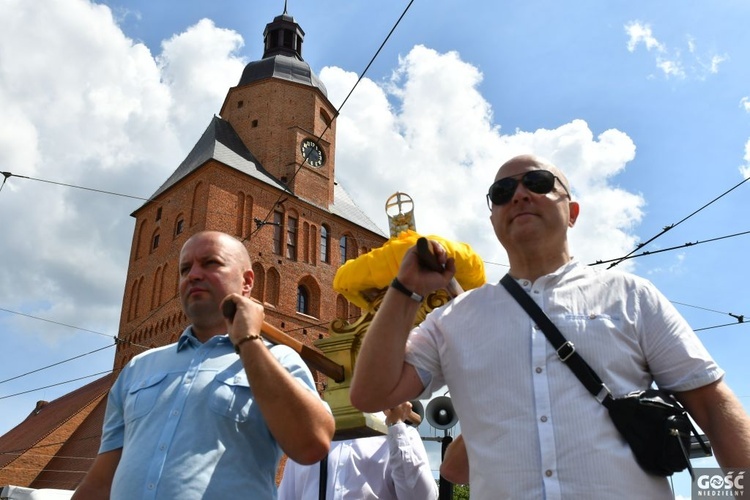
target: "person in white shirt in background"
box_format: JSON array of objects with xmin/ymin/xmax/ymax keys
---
[{"xmin": 278, "ymin": 401, "xmax": 438, "ymax": 500}]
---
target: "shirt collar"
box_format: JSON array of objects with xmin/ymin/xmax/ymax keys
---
[
  {"xmin": 176, "ymin": 326, "xmax": 200, "ymax": 351},
  {"xmin": 512, "ymin": 258, "xmax": 581, "ymax": 290},
  {"xmin": 176, "ymin": 326, "xmax": 236, "ymax": 352}
]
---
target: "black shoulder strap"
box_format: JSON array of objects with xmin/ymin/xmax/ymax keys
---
[
  {"xmin": 318, "ymin": 453, "xmax": 328, "ymax": 500},
  {"xmin": 500, "ymin": 274, "xmax": 612, "ymax": 403}
]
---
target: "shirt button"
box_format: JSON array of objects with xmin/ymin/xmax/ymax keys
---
[
  {"xmin": 147, "ymin": 483, "xmax": 155, "ymax": 490},
  {"xmin": 533, "ymin": 324, "xmax": 540, "ymax": 330},
  {"xmin": 535, "ymin": 367, "xmax": 543, "ymax": 374},
  {"xmin": 540, "ymin": 416, "xmax": 548, "ymax": 423},
  {"xmin": 533, "ymin": 290, "xmax": 540, "ymax": 294},
  {"xmin": 159, "ymin": 443, "xmax": 166, "ymax": 451},
  {"xmin": 171, "ymin": 410, "xmax": 179, "ymax": 416},
  {"xmin": 545, "ymin": 470, "xmax": 553, "ymax": 477},
  {"xmin": 589, "ymin": 313, "xmax": 596, "ymax": 319}
]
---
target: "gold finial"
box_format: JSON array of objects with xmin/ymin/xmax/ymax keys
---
[{"xmin": 385, "ymin": 192, "xmax": 416, "ymax": 238}]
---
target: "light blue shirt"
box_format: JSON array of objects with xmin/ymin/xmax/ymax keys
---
[{"xmin": 100, "ymin": 326, "xmax": 321, "ymax": 499}]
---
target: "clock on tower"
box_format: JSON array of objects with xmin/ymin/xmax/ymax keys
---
[{"xmin": 301, "ymin": 138, "xmax": 325, "ymax": 167}]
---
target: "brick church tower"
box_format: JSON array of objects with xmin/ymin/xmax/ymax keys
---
[
  {"xmin": 115, "ymin": 10, "xmax": 386, "ymax": 370},
  {"xmin": 0, "ymin": 9, "xmax": 387, "ymax": 490}
]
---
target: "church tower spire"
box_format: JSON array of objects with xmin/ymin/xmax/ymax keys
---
[
  {"xmin": 262, "ymin": 7, "xmax": 305, "ymax": 60},
  {"xmin": 220, "ymin": 7, "xmax": 337, "ymax": 206}
]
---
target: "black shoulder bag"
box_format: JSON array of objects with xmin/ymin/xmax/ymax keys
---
[{"xmin": 500, "ymin": 274, "xmax": 711, "ymax": 478}]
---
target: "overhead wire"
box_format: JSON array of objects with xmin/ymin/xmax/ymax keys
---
[
  {"xmin": 0, "ymin": 344, "xmax": 113, "ymax": 386},
  {"xmin": 600, "ymin": 174, "xmax": 750, "ymax": 269},
  {"xmin": 0, "ymin": 370, "xmax": 114, "ymax": 400},
  {"xmin": 0, "ymin": 171, "xmax": 149, "ymax": 201},
  {"xmin": 0, "ymin": 171, "xmax": 10, "ymax": 193},
  {"xmin": 589, "ymin": 229, "xmax": 750, "ymax": 266}
]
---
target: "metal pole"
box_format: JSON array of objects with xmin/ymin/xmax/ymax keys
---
[{"xmin": 438, "ymin": 433, "xmax": 454, "ymax": 500}]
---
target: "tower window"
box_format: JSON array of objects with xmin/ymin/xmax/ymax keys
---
[
  {"xmin": 286, "ymin": 216, "xmax": 298, "ymax": 261},
  {"xmin": 340, "ymin": 235, "xmax": 350, "ymax": 263},
  {"xmin": 272, "ymin": 211, "xmax": 284, "ymax": 255},
  {"xmin": 152, "ymin": 233, "xmax": 160, "ymax": 251},
  {"xmin": 297, "ymin": 286, "xmax": 309, "ymax": 314},
  {"xmin": 251, "ymin": 119, "xmax": 258, "ymax": 128},
  {"xmin": 175, "ymin": 218, "xmax": 184, "ymax": 236},
  {"xmin": 155, "ymin": 207, "xmax": 162, "ymax": 221},
  {"xmin": 283, "ymin": 30, "xmax": 293, "ymax": 49},
  {"xmin": 237, "ymin": 100, "xmax": 244, "ymax": 108},
  {"xmin": 320, "ymin": 225, "xmax": 330, "ymax": 264}
]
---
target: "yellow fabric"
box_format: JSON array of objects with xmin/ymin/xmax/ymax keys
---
[{"xmin": 333, "ymin": 230, "xmax": 486, "ymax": 310}]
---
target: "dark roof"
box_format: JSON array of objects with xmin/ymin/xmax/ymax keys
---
[
  {"xmin": 140, "ymin": 116, "xmax": 385, "ymax": 236},
  {"xmin": 30, "ymin": 397, "xmax": 109, "ymax": 490},
  {"xmin": 238, "ymin": 10, "xmax": 327, "ymax": 96},
  {"xmin": 144, "ymin": 116, "xmax": 288, "ymax": 202},
  {"xmin": 237, "ymin": 55, "xmax": 328, "ymax": 96},
  {"xmin": 0, "ymin": 374, "xmax": 114, "ymax": 488}
]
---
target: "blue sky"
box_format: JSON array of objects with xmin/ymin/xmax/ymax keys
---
[{"xmin": 1, "ymin": 1, "xmax": 749, "ymax": 496}]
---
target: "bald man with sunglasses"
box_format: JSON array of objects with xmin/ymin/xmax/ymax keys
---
[{"xmin": 351, "ymin": 155, "xmax": 750, "ymax": 499}]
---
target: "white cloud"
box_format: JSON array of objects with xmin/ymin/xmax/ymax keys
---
[
  {"xmin": 708, "ymin": 54, "xmax": 728, "ymax": 74},
  {"xmin": 624, "ymin": 21, "xmax": 726, "ymax": 80},
  {"xmin": 0, "ymin": 0, "xmax": 244, "ymax": 340},
  {"xmin": 741, "ymin": 140, "xmax": 750, "ymax": 179},
  {"xmin": 625, "ymin": 21, "xmax": 665, "ymax": 53},
  {"xmin": 325, "ymin": 46, "xmax": 642, "ymax": 282},
  {"xmin": 157, "ymin": 18, "xmax": 247, "ymax": 142},
  {"xmin": 656, "ymin": 57, "xmax": 686, "ymax": 79}
]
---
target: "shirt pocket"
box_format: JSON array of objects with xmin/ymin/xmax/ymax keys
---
[
  {"xmin": 209, "ymin": 370, "xmax": 253, "ymax": 422},
  {"xmin": 124, "ymin": 371, "xmax": 168, "ymax": 423},
  {"xmin": 556, "ymin": 312, "xmax": 622, "ymax": 339}
]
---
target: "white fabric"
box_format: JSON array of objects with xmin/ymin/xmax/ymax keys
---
[
  {"xmin": 0, "ymin": 486, "xmax": 73, "ymax": 500},
  {"xmin": 405, "ymin": 260, "xmax": 723, "ymax": 500},
  {"xmin": 278, "ymin": 423, "xmax": 438, "ymax": 500}
]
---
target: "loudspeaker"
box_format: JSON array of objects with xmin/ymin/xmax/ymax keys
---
[
  {"xmin": 426, "ymin": 396, "xmax": 457, "ymax": 430},
  {"xmin": 407, "ymin": 400, "xmax": 425, "ymax": 427}
]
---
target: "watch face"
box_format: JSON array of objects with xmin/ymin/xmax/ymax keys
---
[{"xmin": 301, "ymin": 139, "xmax": 325, "ymax": 167}]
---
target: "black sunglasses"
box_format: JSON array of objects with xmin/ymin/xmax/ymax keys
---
[{"xmin": 486, "ymin": 170, "xmax": 570, "ymax": 209}]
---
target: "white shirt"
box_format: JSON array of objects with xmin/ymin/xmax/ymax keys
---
[
  {"xmin": 278, "ymin": 423, "xmax": 438, "ymax": 500},
  {"xmin": 405, "ymin": 260, "xmax": 723, "ymax": 500}
]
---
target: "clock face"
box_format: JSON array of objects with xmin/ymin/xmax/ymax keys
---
[{"xmin": 301, "ymin": 139, "xmax": 325, "ymax": 167}]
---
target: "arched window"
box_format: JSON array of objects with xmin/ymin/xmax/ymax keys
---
[
  {"xmin": 190, "ymin": 181, "xmax": 205, "ymax": 226},
  {"xmin": 320, "ymin": 225, "xmax": 330, "ymax": 264},
  {"xmin": 151, "ymin": 231, "xmax": 160, "ymax": 252},
  {"xmin": 236, "ymin": 192, "xmax": 245, "ymax": 237},
  {"xmin": 297, "ymin": 285, "xmax": 309, "ymax": 315},
  {"xmin": 286, "ymin": 214, "xmax": 298, "ymax": 260},
  {"xmin": 174, "ymin": 216, "xmax": 185, "ymax": 237},
  {"xmin": 336, "ymin": 295, "xmax": 348, "ymax": 320},
  {"xmin": 340, "ymin": 234, "xmax": 356, "ymax": 264},
  {"xmin": 310, "ymin": 225, "xmax": 318, "ymax": 265},
  {"xmin": 273, "ymin": 211, "xmax": 284, "ymax": 255},
  {"xmin": 135, "ymin": 220, "xmax": 147, "ymax": 260},
  {"xmin": 297, "ymin": 276, "xmax": 321, "ymax": 318},
  {"xmin": 303, "ymin": 222, "xmax": 310, "ymax": 263},
  {"xmin": 251, "ymin": 263, "xmax": 265, "ymax": 302},
  {"xmin": 266, "ymin": 268, "xmax": 280, "ymax": 306}
]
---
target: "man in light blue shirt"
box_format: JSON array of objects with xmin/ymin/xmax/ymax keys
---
[{"xmin": 73, "ymin": 231, "xmax": 334, "ymax": 499}]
